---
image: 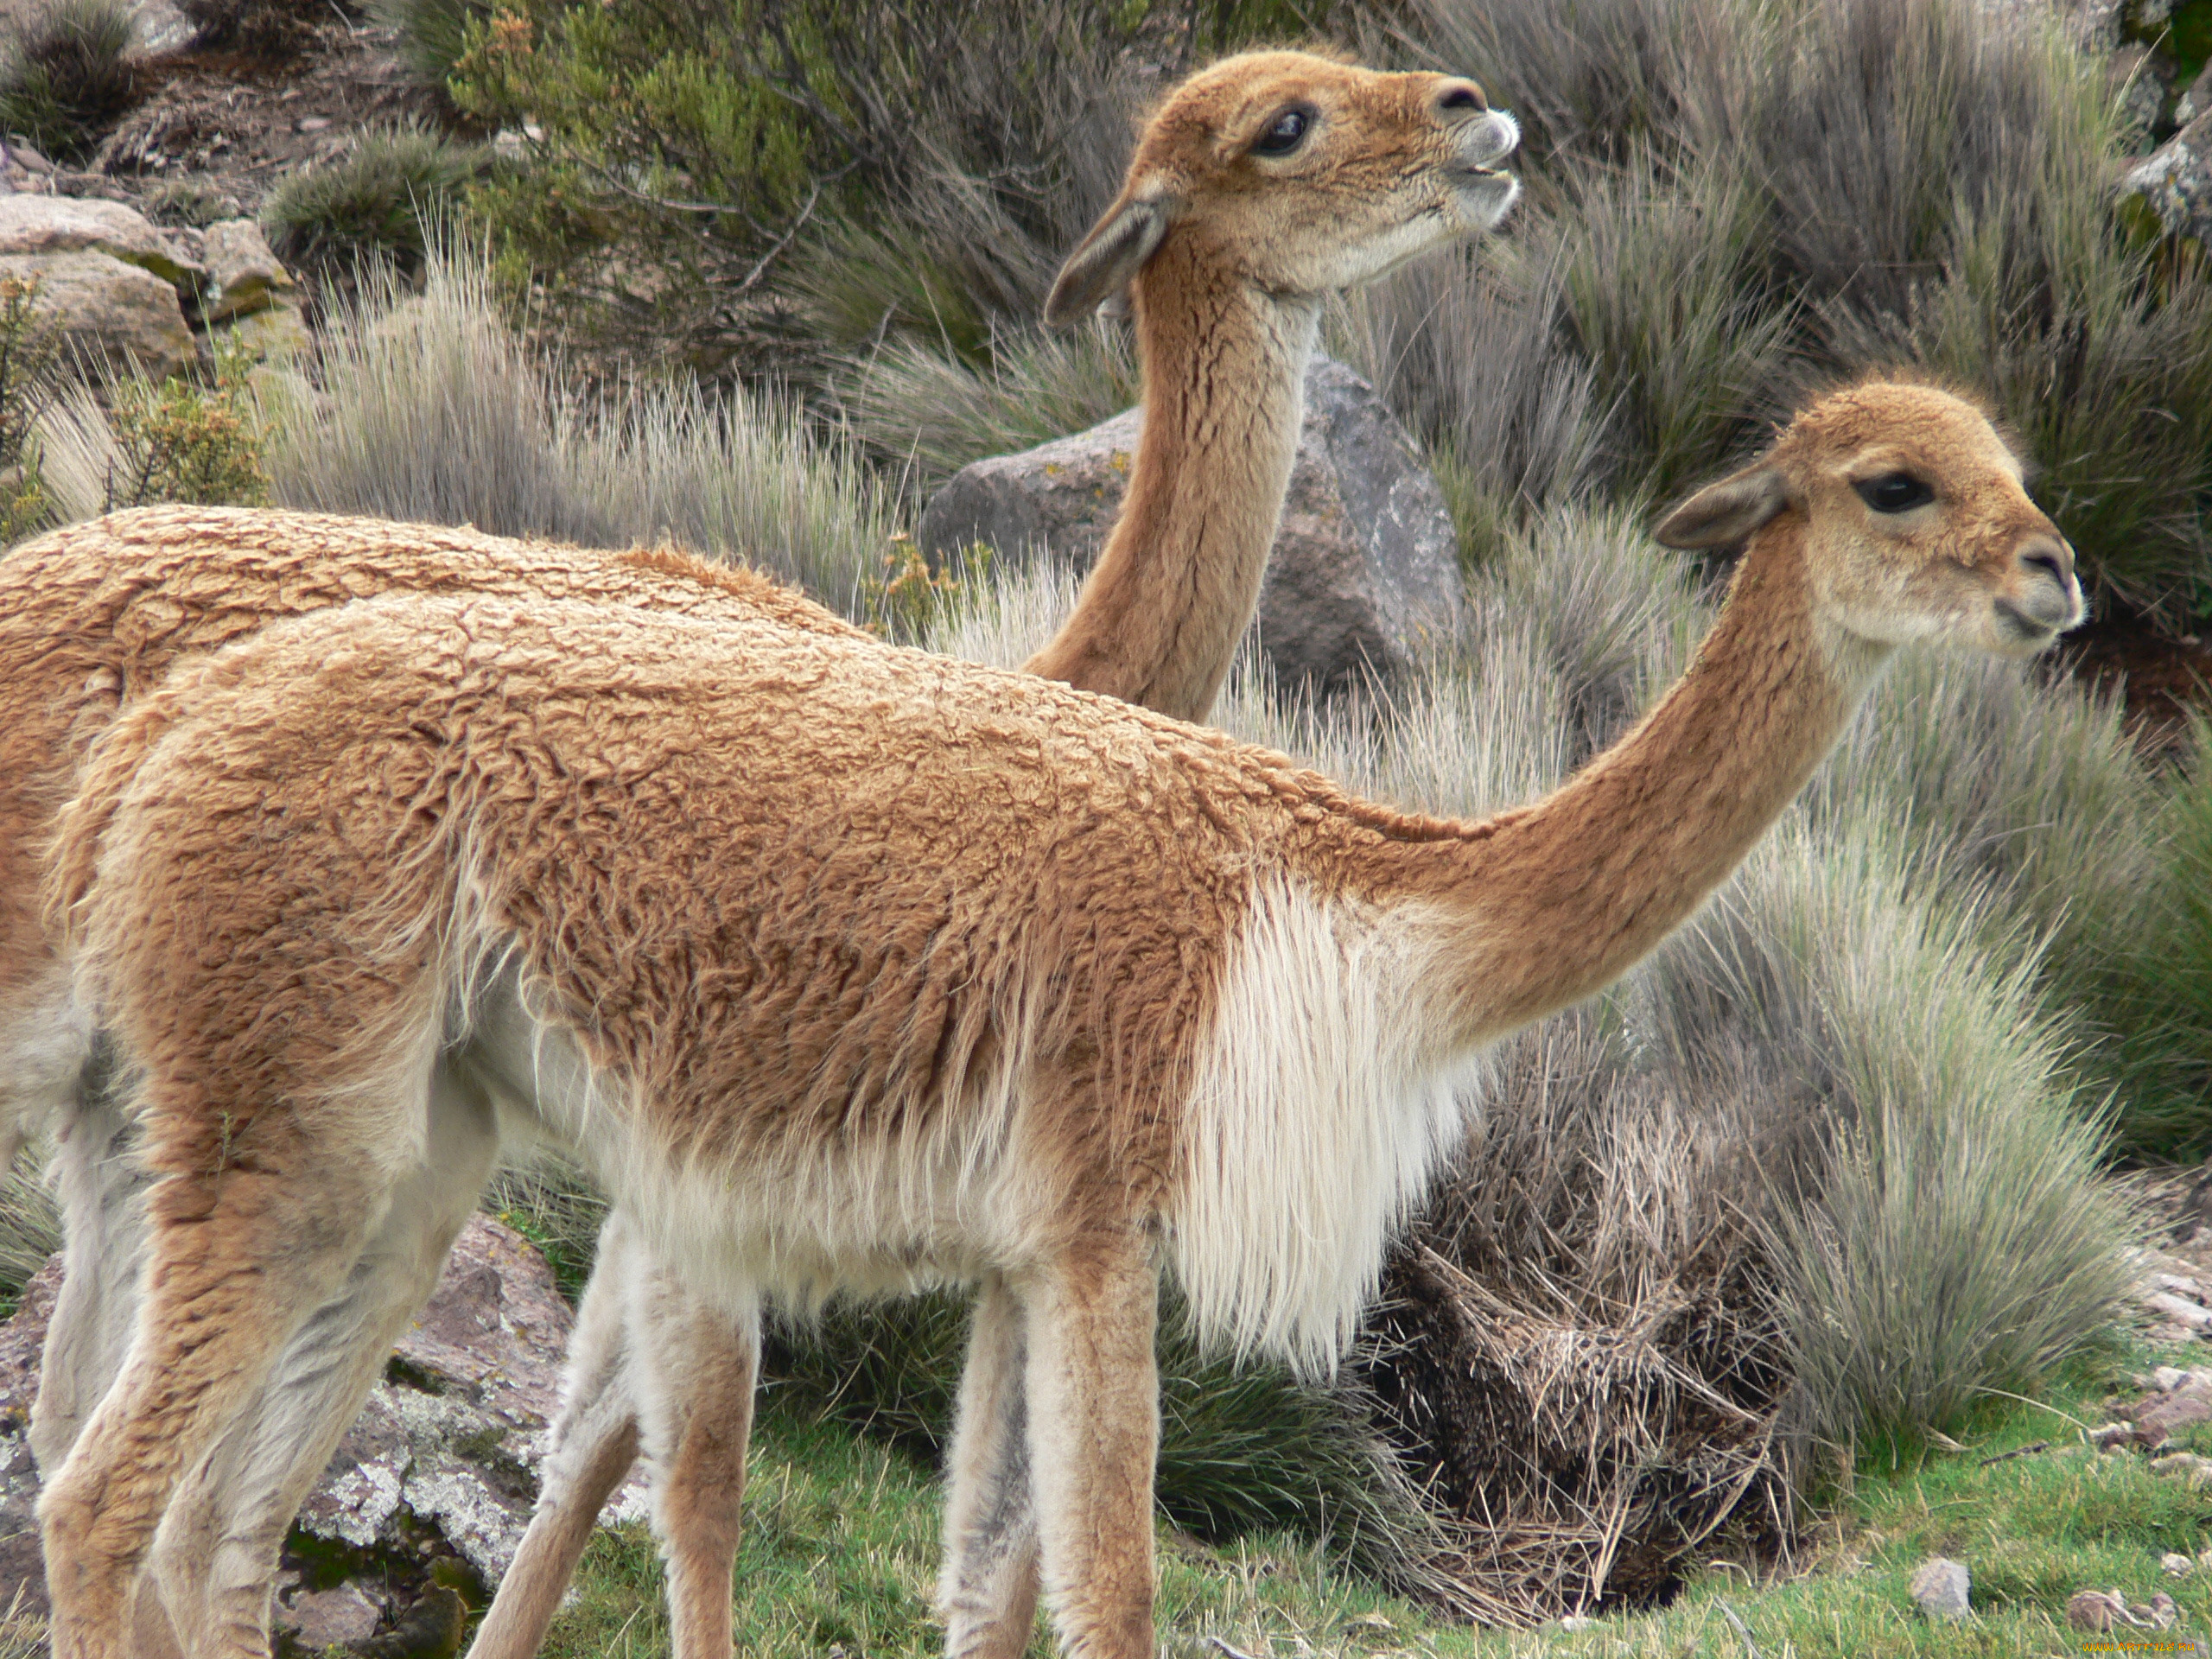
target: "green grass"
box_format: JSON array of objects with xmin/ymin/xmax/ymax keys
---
[
  {"xmin": 528, "ymin": 1334, "xmax": 2212, "ymax": 1657},
  {"xmin": 536, "ymin": 1392, "xmax": 1482, "ymax": 1659}
]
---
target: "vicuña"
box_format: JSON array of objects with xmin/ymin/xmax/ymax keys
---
[
  {"xmin": 0, "ymin": 48, "xmax": 1517, "ymax": 1659},
  {"xmin": 41, "ymin": 377, "xmax": 2080, "ymax": 1659}
]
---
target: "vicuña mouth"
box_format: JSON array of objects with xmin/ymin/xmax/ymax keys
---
[{"xmin": 1993, "ymin": 598, "xmax": 2063, "ymax": 645}]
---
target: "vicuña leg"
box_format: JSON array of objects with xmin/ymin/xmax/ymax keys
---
[
  {"xmin": 1020, "ymin": 1237, "xmax": 1159, "ymax": 1659},
  {"xmin": 465, "ymin": 1214, "xmax": 645, "ymax": 1659},
  {"xmin": 31, "ymin": 1039, "xmax": 147, "ymax": 1478},
  {"xmin": 144, "ymin": 1065, "xmax": 499, "ymax": 1657},
  {"xmin": 39, "ymin": 1055, "xmax": 461, "ymax": 1659},
  {"xmin": 630, "ymin": 1246, "xmax": 759, "ymax": 1659},
  {"xmin": 938, "ymin": 1274, "xmax": 1041, "ymax": 1659}
]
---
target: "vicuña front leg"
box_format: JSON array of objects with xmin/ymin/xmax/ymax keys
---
[
  {"xmin": 1020, "ymin": 1238, "xmax": 1159, "ymax": 1659},
  {"xmin": 466, "ymin": 1211, "xmax": 643, "ymax": 1659},
  {"xmin": 938, "ymin": 1274, "xmax": 1040, "ymax": 1659}
]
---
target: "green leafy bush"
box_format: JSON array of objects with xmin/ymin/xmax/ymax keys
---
[
  {"xmin": 0, "ymin": 0, "xmax": 137, "ymax": 161},
  {"xmin": 103, "ymin": 351, "xmax": 270, "ymax": 509}
]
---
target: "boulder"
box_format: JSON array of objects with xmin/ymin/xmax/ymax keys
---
[
  {"xmin": 2124, "ymin": 109, "xmax": 2212, "ymax": 248},
  {"xmin": 0, "ymin": 194, "xmax": 202, "ymax": 291},
  {"xmin": 0, "ymin": 251, "xmax": 198, "ymax": 380},
  {"xmin": 200, "ymin": 218, "xmax": 296, "ymax": 322},
  {"xmin": 219, "ymin": 298, "xmax": 312, "ymax": 362},
  {"xmin": 0, "ymin": 1215, "xmax": 646, "ymax": 1648},
  {"xmin": 918, "ymin": 357, "xmax": 1463, "ymax": 693}
]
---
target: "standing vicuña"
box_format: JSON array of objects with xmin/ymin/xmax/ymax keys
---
[
  {"xmin": 0, "ymin": 48, "xmax": 1519, "ymax": 1659},
  {"xmin": 41, "ymin": 378, "xmax": 2079, "ymax": 1658}
]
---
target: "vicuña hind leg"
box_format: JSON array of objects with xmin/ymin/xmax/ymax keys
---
[
  {"xmin": 473, "ymin": 1211, "xmax": 761, "ymax": 1659},
  {"xmin": 938, "ymin": 1274, "xmax": 1040, "ymax": 1659},
  {"xmin": 466, "ymin": 1213, "xmax": 645, "ymax": 1659},
  {"xmin": 145, "ymin": 1065, "xmax": 499, "ymax": 1658},
  {"xmin": 39, "ymin": 1058, "xmax": 453, "ymax": 1659},
  {"xmin": 630, "ymin": 1243, "xmax": 759, "ymax": 1659},
  {"xmin": 32, "ymin": 1043, "xmax": 150, "ymax": 1478},
  {"xmin": 1020, "ymin": 1236, "xmax": 1159, "ymax": 1659}
]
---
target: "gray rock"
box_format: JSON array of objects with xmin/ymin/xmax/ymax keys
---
[
  {"xmin": 0, "ymin": 194, "xmax": 202, "ymax": 291},
  {"xmin": 2125, "ymin": 109, "xmax": 2212, "ymax": 246},
  {"xmin": 281, "ymin": 1580, "xmax": 385, "ymax": 1648},
  {"xmin": 918, "ymin": 357, "xmax": 1462, "ymax": 693},
  {"xmin": 1978, "ymin": 0, "xmax": 2123, "ymax": 48},
  {"xmin": 200, "ymin": 218, "xmax": 296, "ymax": 322},
  {"xmin": 0, "ymin": 1215, "xmax": 646, "ymax": 1647},
  {"xmin": 2179, "ymin": 62, "xmax": 2212, "ymax": 131},
  {"xmin": 0, "ymin": 251, "xmax": 197, "ymax": 380},
  {"xmin": 219, "ymin": 300, "xmax": 311, "ymax": 363},
  {"xmin": 2113, "ymin": 44, "xmax": 2174, "ymax": 146},
  {"xmin": 1909, "ymin": 1555, "xmax": 1972, "ymax": 1620}
]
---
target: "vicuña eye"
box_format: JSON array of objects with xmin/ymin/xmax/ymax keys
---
[
  {"xmin": 1853, "ymin": 473, "xmax": 1935, "ymax": 514},
  {"xmin": 1253, "ymin": 108, "xmax": 1310, "ymax": 156}
]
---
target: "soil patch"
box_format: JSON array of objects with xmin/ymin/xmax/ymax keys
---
[{"xmin": 37, "ymin": 15, "xmax": 435, "ymax": 223}]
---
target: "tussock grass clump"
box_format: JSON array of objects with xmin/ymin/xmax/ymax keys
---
[
  {"xmin": 0, "ymin": 0, "xmax": 137, "ymax": 162},
  {"xmin": 262, "ymin": 129, "xmax": 493, "ymax": 275},
  {"xmin": 251, "ymin": 250, "xmax": 898, "ymax": 609},
  {"xmin": 836, "ymin": 323, "xmax": 1138, "ymax": 497},
  {"xmin": 366, "ymin": 0, "xmax": 492, "ymax": 95},
  {"xmin": 1371, "ymin": 0, "xmax": 2212, "ymax": 620}
]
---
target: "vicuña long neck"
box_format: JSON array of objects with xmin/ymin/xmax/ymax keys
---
[
  {"xmin": 1330, "ymin": 521, "xmax": 1891, "ymax": 1048},
  {"xmin": 1023, "ymin": 244, "xmax": 1316, "ymax": 723}
]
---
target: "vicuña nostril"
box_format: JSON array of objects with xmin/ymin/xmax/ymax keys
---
[
  {"xmin": 1438, "ymin": 82, "xmax": 1487, "ymax": 114},
  {"xmin": 2019, "ymin": 546, "xmax": 2072, "ymax": 586}
]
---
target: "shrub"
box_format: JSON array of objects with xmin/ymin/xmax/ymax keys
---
[
  {"xmin": 0, "ymin": 0, "xmax": 137, "ymax": 162},
  {"xmin": 49, "ymin": 343, "xmax": 274, "ymax": 514},
  {"xmin": 446, "ymin": 0, "xmax": 1336, "ymax": 374},
  {"xmin": 1379, "ymin": 0, "xmax": 2212, "ymax": 624},
  {"xmin": 261, "ymin": 128, "xmax": 493, "ymax": 275}
]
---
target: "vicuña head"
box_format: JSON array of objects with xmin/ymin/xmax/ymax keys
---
[
  {"xmin": 1045, "ymin": 48, "xmax": 1519, "ymax": 327},
  {"xmin": 1656, "ymin": 377, "xmax": 2082, "ymax": 658},
  {"xmin": 40, "ymin": 376, "xmax": 2072, "ymax": 1659}
]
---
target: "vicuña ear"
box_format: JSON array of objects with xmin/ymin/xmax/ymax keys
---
[
  {"xmin": 1045, "ymin": 189, "xmax": 1174, "ymax": 328},
  {"xmin": 1654, "ymin": 463, "xmax": 1794, "ymax": 550}
]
